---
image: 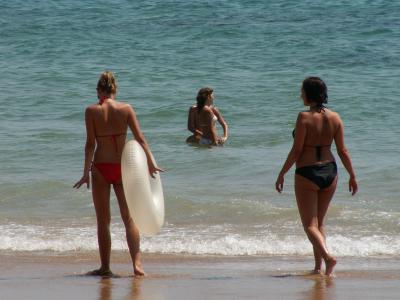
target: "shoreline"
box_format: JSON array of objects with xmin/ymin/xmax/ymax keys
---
[
  {"xmin": 1, "ymin": 251, "xmax": 400, "ymax": 300},
  {"xmin": 2, "ymin": 250, "xmax": 400, "ymax": 273}
]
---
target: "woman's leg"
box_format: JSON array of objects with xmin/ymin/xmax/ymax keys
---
[
  {"xmin": 295, "ymin": 175, "xmax": 336, "ymax": 276},
  {"xmin": 91, "ymin": 167, "xmax": 112, "ymax": 274},
  {"xmin": 113, "ymin": 183, "xmax": 145, "ymax": 276},
  {"xmin": 312, "ymin": 245, "xmax": 322, "ymax": 274},
  {"xmin": 310, "ymin": 177, "xmax": 338, "ymax": 274},
  {"xmin": 317, "ymin": 177, "xmax": 338, "ymax": 276}
]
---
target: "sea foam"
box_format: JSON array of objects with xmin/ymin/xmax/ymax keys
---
[{"xmin": 1, "ymin": 223, "xmax": 400, "ymax": 257}]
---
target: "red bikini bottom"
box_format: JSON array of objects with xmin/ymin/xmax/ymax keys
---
[{"xmin": 93, "ymin": 163, "xmax": 122, "ymax": 184}]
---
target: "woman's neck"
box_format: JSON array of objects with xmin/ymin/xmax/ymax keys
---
[
  {"xmin": 98, "ymin": 95, "xmax": 114, "ymax": 104},
  {"xmin": 309, "ymin": 103, "xmax": 325, "ymax": 112}
]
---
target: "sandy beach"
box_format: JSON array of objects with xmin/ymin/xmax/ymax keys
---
[{"xmin": 1, "ymin": 251, "xmax": 399, "ymax": 300}]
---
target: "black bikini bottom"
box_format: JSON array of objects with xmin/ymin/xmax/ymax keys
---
[{"xmin": 295, "ymin": 162, "xmax": 337, "ymax": 189}]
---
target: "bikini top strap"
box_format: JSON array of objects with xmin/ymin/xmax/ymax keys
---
[
  {"xmin": 95, "ymin": 133, "xmax": 126, "ymax": 153},
  {"xmin": 304, "ymin": 144, "xmax": 331, "ymax": 148},
  {"xmin": 95, "ymin": 133, "xmax": 126, "ymax": 138}
]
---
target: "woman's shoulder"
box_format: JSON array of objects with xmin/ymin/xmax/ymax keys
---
[
  {"xmin": 85, "ymin": 103, "xmax": 101, "ymax": 113},
  {"xmin": 324, "ymin": 108, "xmax": 341, "ymax": 120},
  {"xmin": 202, "ymin": 106, "xmax": 214, "ymax": 115},
  {"xmin": 110, "ymin": 100, "xmax": 134, "ymax": 112},
  {"xmin": 297, "ymin": 108, "xmax": 340, "ymax": 118},
  {"xmin": 297, "ymin": 110, "xmax": 311, "ymax": 119},
  {"xmin": 117, "ymin": 100, "xmax": 132, "ymax": 107},
  {"xmin": 211, "ymin": 106, "xmax": 221, "ymax": 114}
]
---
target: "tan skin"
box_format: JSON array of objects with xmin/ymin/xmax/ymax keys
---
[
  {"xmin": 74, "ymin": 91, "xmax": 163, "ymax": 277},
  {"xmin": 186, "ymin": 93, "xmax": 228, "ymax": 145},
  {"xmin": 275, "ymin": 88, "xmax": 358, "ymax": 277}
]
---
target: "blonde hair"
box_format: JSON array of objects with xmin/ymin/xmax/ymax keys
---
[{"xmin": 97, "ymin": 71, "xmax": 117, "ymax": 94}]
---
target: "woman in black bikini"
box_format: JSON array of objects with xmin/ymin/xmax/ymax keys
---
[{"xmin": 275, "ymin": 77, "xmax": 358, "ymax": 276}]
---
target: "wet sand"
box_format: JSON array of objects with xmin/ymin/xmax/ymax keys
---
[{"xmin": 1, "ymin": 251, "xmax": 400, "ymax": 300}]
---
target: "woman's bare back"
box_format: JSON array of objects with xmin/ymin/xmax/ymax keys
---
[
  {"xmin": 296, "ymin": 108, "xmax": 341, "ymax": 167},
  {"xmin": 87, "ymin": 100, "xmax": 131, "ymax": 163}
]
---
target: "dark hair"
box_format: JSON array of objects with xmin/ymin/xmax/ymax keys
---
[
  {"xmin": 196, "ymin": 87, "xmax": 213, "ymax": 113},
  {"xmin": 302, "ymin": 77, "xmax": 328, "ymax": 106},
  {"xmin": 97, "ymin": 71, "xmax": 117, "ymax": 95}
]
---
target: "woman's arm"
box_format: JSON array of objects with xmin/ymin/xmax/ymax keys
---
[
  {"xmin": 204, "ymin": 108, "xmax": 219, "ymax": 145},
  {"xmin": 213, "ymin": 107, "xmax": 228, "ymax": 142},
  {"xmin": 74, "ymin": 107, "xmax": 96, "ymax": 189},
  {"xmin": 275, "ymin": 113, "xmax": 307, "ymax": 193},
  {"xmin": 127, "ymin": 105, "xmax": 163, "ymax": 177},
  {"xmin": 334, "ymin": 116, "xmax": 358, "ymax": 195},
  {"xmin": 188, "ymin": 106, "xmax": 202, "ymax": 137},
  {"xmin": 187, "ymin": 106, "xmax": 196, "ymax": 133}
]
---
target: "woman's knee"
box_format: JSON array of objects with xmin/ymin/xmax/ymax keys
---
[
  {"xmin": 97, "ymin": 223, "xmax": 110, "ymax": 236},
  {"xmin": 304, "ymin": 225, "xmax": 318, "ymax": 235},
  {"xmin": 96, "ymin": 215, "xmax": 111, "ymax": 229}
]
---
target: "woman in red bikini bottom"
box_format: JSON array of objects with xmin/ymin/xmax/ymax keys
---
[
  {"xmin": 74, "ymin": 71, "xmax": 162, "ymax": 277},
  {"xmin": 275, "ymin": 77, "xmax": 358, "ymax": 277}
]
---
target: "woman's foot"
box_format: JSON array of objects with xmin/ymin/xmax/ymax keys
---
[
  {"xmin": 133, "ymin": 252, "xmax": 145, "ymax": 276},
  {"xmin": 134, "ymin": 262, "xmax": 145, "ymax": 276},
  {"xmin": 87, "ymin": 268, "xmax": 114, "ymax": 277},
  {"xmin": 325, "ymin": 257, "xmax": 337, "ymax": 277}
]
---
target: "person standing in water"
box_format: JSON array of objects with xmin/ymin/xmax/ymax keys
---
[
  {"xmin": 186, "ymin": 87, "xmax": 228, "ymax": 145},
  {"xmin": 74, "ymin": 71, "xmax": 162, "ymax": 276},
  {"xmin": 275, "ymin": 77, "xmax": 358, "ymax": 276}
]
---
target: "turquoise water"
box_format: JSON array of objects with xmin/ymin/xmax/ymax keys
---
[{"xmin": 1, "ymin": 0, "xmax": 400, "ymax": 256}]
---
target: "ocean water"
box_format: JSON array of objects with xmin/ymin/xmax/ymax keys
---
[{"xmin": 1, "ymin": 0, "xmax": 400, "ymax": 257}]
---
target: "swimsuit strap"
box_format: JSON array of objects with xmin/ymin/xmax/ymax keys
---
[
  {"xmin": 96, "ymin": 133, "xmax": 126, "ymax": 153},
  {"xmin": 95, "ymin": 99, "xmax": 125, "ymax": 152},
  {"xmin": 313, "ymin": 109, "xmax": 329, "ymax": 160},
  {"xmin": 98, "ymin": 96, "xmax": 112, "ymax": 105},
  {"xmin": 304, "ymin": 144, "xmax": 331, "ymax": 161},
  {"xmin": 304, "ymin": 144, "xmax": 331, "ymax": 148},
  {"xmin": 305, "ymin": 144, "xmax": 331, "ymax": 161},
  {"xmin": 96, "ymin": 133, "xmax": 126, "ymax": 138},
  {"xmin": 292, "ymin": 108, "xmax": 331, "ymax": 161},
  {"xmin": 312, "ymin": 103, "xmax": 326, "ymax": 113}
]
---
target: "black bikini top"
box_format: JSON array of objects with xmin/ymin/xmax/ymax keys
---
[
  {"xmin": 292, "ymin": 129, "xmax": 331, "ymax": 161},
  {"xmin": 292, "ymin": 105, "xmax": 331, "ymax": 161}
]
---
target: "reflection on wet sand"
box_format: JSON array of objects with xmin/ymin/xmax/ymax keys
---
[
  {"xmin": 98, "ymin": 278, "xmax": 113, "ymax": 300},
  {"xmin": 125, "ymin": 278, "xmax": 145, "ymax": 300},
  {"xmin": 302, "ymin": 276, "xmax": 335, "ymax": 300},
  {"xmin": 98, "ymin": 276, "xmax": 164, "ymax": 300}
]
